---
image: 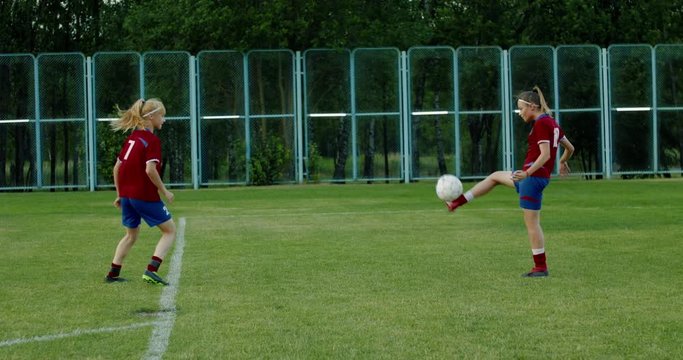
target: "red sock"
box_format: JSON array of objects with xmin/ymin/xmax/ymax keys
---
[
  {"xmin": 446, "ymin": 194, "xmax": 469, "ymax": 212},
  {"xmin": 108, "ymin": 263, "xmax": 122, "ymax": 278},
  {"xmin": 454, "ymin": 194, "xmax": 468, "ymax": 206},
  {"xmin": 532, "ymin": 253, "xmax": 547, "ymax": 271},
  {"xmin": 147, "ymin": 256, "xmax": 163, "ymax": 272}
]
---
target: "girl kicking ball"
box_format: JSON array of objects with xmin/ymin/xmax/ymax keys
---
[{"xmin": 446, "ymin": 86, "xmax": 574, "ymax": 277}]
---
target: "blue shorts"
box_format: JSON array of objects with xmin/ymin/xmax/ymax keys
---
[
  {"xmin": 514, "ymin": 176, "xmax": 550, "ymax": 210},
  {"xmin": 120, "ymin": 197, "xmax": 172, "ymax": 228}
]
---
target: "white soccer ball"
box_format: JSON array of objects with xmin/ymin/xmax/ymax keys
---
[{"xmin": 435, "ymin": 174, "xmax": 463, "ymax": 201}]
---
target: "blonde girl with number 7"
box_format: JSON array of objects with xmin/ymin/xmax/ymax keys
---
[
  {"xmin": 446, "ymin": 86, "xmax": 574, "ymax": 277},
  {"xmin": 105, "ymin": 98, "xmax": 175, "ymax": 286}
]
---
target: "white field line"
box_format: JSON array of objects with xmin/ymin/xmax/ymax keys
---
[
  {"xmin": 183, "ymin": 204, "xmax": 665, "ymax": 220},
  {"xmin": 143, "ymin": 217, "xmax": 186, "ymax": 360},
  {"xmin": 183, "ymin": 208, "xmax": 512, "ymax": 219},
  {"xmin": 0, "ymin": 322, "xmax": 157, "ymax": 348}
]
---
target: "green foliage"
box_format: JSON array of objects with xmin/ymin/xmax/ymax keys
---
[
  {"xmin": 96, "ymin": 122, "xmax": 127, "ymax": 186},
  {"xmin": 249, "ymin": 134, "xmax": 292, "ymax": 185},
  {"xmin": 200, "ymin": 121, "xmax": 247, "ymax": 184},
  {"xmin": 5, "ymin": 0, "xmax": 683, "ymax": 55},
  {"xmin": 306, "ymin": 142, "xmax": 321, "ymax": 182}
]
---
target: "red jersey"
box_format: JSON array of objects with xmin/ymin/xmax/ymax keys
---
[
  {"xmin": 522, "ymin": 114, "xmax": 565, "ymax": 179},
  {"xmin": 116, "ymin": 129, "xmax": 162, "ymax": 201}
]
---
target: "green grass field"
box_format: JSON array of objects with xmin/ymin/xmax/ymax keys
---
[{"xmin": 1, "ymin": 179, "xmax": 682, "ymax": 359}]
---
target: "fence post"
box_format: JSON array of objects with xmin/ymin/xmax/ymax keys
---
[
  {"xmin": 651, "ymin": 47, "xmax": 658, "ymax": 174},
  {"xmin": 34, "ymin": 56, "xmax": 42, "ymax": 189},
  {"xmin": 295, "ymin": 51, "xmax": 304, "ymax": 184},
  {"xmin": 400, "ymin": 51, "xmax": 410, "ymax": 183},
  {"xmin": 601, "ymin": 48, "xmax": 612, "ymax": 179},
  {"xmin": 502, "ymin": 49, "xmax": 512, "ymax": 172},
  {"xmin": 243, "ymin": 53, "xmax": 251, "ymax": 184},
  {"xmin": 189, "ymin": 55, "xmax": 199, "ymax": 189},
  {"xmin": 350, "ymin": 53, "xmax": 358, "ymax": 181},
  {"xmin": 552, "ymin": 47, "xmax": 561, "ymax": 174},
  {"xmin": 86, "ymin": 56, "xmax": 95, "ymax": 191}
]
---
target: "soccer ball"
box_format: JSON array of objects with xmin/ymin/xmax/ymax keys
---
[{"xmin": 435, "ymin": 174, "xmax": 463, "ymax": 201}]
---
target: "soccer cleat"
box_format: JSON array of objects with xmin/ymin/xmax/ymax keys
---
[
  {"xmin": 522, "ymin": 268, "xmax": 549, "ymax": 277},
  {"xmin": 142, "ymin": 270, "xmax": 169, "ymax": 286},
  {"xmin": 105, "ymin": 276, "xmax": 128, "ymax": 283}
]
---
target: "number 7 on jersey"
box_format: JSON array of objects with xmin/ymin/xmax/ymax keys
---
[{"xmin": 123, "ymin": 140, "xmax": 136, "ymax": 160}]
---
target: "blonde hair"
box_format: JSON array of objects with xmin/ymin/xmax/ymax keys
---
[
  {"xmin": 517, "ymin": 86, "xmax": 552, "ymax": 117},
  {"xmin": 111, "ymin": 98, "xmax": 166, "ymax": 132}
]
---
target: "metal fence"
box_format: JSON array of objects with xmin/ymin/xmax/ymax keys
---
[{"xmin": 1, "ymin": 44, "xmax": 682, "ymax": 191}]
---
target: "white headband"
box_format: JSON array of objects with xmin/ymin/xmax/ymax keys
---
[{"xmin": 142, "ymin": 107, "xmax": 162, "ymax": 118}]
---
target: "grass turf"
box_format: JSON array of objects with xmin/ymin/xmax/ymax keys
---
[{"xmin": 1, "ymin": 178, "xmax": 682, "ymax": 358}]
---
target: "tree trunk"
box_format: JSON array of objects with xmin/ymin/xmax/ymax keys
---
[
  {"xmin": 435, "ymin": 116, "xmax": 447, "ymax": 174},
  {"xmin": 431, "ymin": 91, "xmax": 447, "ymax": 175},
  {"xmin": 306, "ymin": 111, "xmax": 316, "ymax": 180},
  {"xmin": 668, "ymin": 61, "xmax": 683, "ymax": 172},
  {"xmin": 278, "ymin": 53, "xmax": 290, "ymax": 152},
  {"xmin": 382, "ymin": 116, "xmax": 389, "ymax": 181},
  {"xmin": 363, "ymin": 118, "xmax": 375, "ymax": 181},
  {"xmin": 13, "ymin": 127, "xmax": 26, "ymax": 186},
  {"xmin": 0, "ymin": 63, "xmax": 7, "ymax": 186},
  {"xmin": 468, "ymin": 116, "xmax": 483, "ymax": 174},
  {"xmin": 63, "ymin": 122, "xmax": 69, "ymax": 188},
  {"xmin": 0, "ymin": 125, "xmax": 6, "ymax": 187},
  {"xmin": 72, "ymin": 128, "xmax": 79, "ymax": 189},
  {"xmin": 679, "ymin": 121, "xmax": 683, "ymax": 173},
  {"xmin": 171, "ymin": 126, "xmax": 184, "ymax": 183},
  {"xmin": 256, "ymin": 58, "xmax": 266, "ymax": 139},
  {"xmin": 332, "ymin": 115, "xmax": 350, "ymax": 181},
  {"xmin": 26, "ymin": 131, "xmax": 35, "ymax": 188},
  {"xmin": 412, "ymin": 70, "xmax": 427, "ymax": 178},
  {"xmin": 482, "ymin": 113, "xmax": 496, "ymax": 172},
  {"xmin": 49, "ymin": 124, "xmax": 56, "ymax": 189}
]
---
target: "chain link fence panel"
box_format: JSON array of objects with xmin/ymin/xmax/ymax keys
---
[
  {"xmin": 197, "ymin": 51, "xmax": 247, "ymax": 185},
  {"xmin": 143, "ymin": 51, "xmax": 193, "ymax": 186},
  {"xmin": 353, "ymin": 48, "xmax": 402, "ymax": 182},
  {"xmin": 93, "ymin": 52, "xmax": 142, "ymax": 186},
  {"xmin": 655, "ymin": 45, "xmax": 683, "ymax": 174},
  {"xmin": 304, "ymin": 49, "xmax": 352, "ymax": 182},
  {"xmin": 509, "ymin": 46, "xmax": 555, "ymax": 173},
  {"xmin": 557, "ymin": 45, "xmax": 603, "ymax": 177},
  {"xmin": 608, "ymin": 45, "xmax": 654, "ymax": 175},
  {"xmin": 2, "ymin": 44, "xmax": 683, "ymax": 191},
  {"xmin": 37, "ymin": 53, "xmax": 88, "ymax": 189},
  {"xmin": 247, "ymin": 50, "xmax": 296, "ymax": 184},
  {"xmin": 457, "ymin": 46, "xmax": 504, "ymax": 178},
  {"xmin": 408, "ymin": 47, "xmax": 455, "ymax": 179},
  {"xmin": 0, "ymin": 54, "xmax": 36, "ymax": 190}
]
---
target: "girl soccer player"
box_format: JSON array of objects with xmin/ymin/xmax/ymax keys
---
[
  {"xmin": 446, "ymin": 86, "xmax": 574, "ymax": 277},
  {"xmin": 105, "ymin": 98, "xmax": 176, "ymax": 286}
]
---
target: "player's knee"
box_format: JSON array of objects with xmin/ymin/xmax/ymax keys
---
[
  {"xmin": 159, "ymin": 220, "xmax": 176, "ymax": 235},
  {"xmin": 126, "ymin": 228, "xmax": 140, "ymax": 241},
  {"xmin": 124, "ymin": 234, "xmax": 139, "ymax": 244},
  {"xmin": 489, "ymin": 171, "xmax": 511, "ymax": 185}
]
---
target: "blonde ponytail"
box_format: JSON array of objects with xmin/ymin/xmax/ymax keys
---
[
  {"xmin": 533, "ymin": 86, "xmax": 552, "ymax": 117},
  {"xmin": 517, "ymin": 86, "xmax": 553, "ymax": 117},
  {"xmin": 111, "ymin": 98, "xmax": 165, "ymax": 132}
]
